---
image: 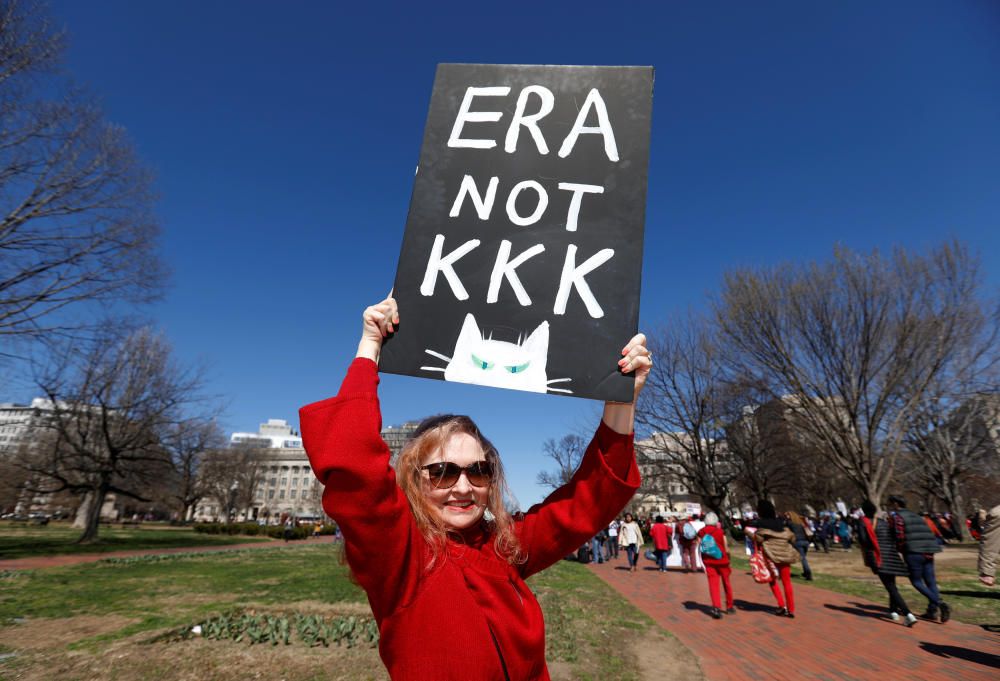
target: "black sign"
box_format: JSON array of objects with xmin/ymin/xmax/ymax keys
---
[{"xmin": 381, "ymin": 63, "xmax": 653, "ymax": 402}]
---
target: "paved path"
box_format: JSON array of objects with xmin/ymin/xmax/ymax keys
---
[
  {"xmin": 590, "ymin": 560, "xmax": 1000, "ymax": 681},
  {"xmin": 0, "ymin": 536, "xmax": 335, "ymax": 570}
]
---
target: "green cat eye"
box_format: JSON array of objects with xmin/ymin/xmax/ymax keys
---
[
  {"xmin": 505, "ymin": 361, "xmax": 531, "ymax": 374},
  {"xmin": 470, "ymin": 353, "xmax": 494, "ymax": 370}
]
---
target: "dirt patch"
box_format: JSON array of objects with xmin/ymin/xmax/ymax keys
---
[
  {"xmin": 1, "ymin": 615, "xmax": 137, "ymax": 650},
  {"xmin": 6, "ymin": 634, "xmax": 389, "ymax": 681},
  {"xmin": 634, "ymin": 629, "xmax": 703, "ymax": 681},
  {"xmin": 548, "ymin": 629, "xmax": 702, "ymax": 681}
]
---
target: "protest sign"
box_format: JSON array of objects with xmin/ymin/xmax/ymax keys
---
[{"xmin": 380, "ymin": 63, "xmax": 653, "ymax": 401}]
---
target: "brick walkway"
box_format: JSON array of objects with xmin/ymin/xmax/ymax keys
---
[
  {"xmin": 589, "ymin": 560, "xmax": 1000, "ymax": 681},
  {"xmin": 0, "ymin": 536, "xmax": 334, "ymax": 571}
]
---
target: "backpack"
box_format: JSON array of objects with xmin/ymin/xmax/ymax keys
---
[
  {"xmin": 700, "ymin": 533, "xmax": 723, "ymax": 560},
  {"xmin": 682, "ymin": 522, "xmax": 697, "ymax": 541}
]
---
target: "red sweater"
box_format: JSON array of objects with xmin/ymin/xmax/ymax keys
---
[
  {"xmin": 650, "ymin": 522, "xmax": 673, "ymax": 550},
  {"xmin": 299, "ymin": 359, "xmax": 640, "ymax": 681}
]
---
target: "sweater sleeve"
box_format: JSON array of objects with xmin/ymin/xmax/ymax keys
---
[
  {"xmin": 298, "ymin": 358, "xmax": 424, "ymax": 620},
  {"xmin": 516, "ymin": 422, "xmax": 640, "ymax": 579}
]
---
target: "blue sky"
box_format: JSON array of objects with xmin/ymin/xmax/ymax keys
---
[{"xmin": 37, "ymin": 0, "xmax": 1000, "ymax": 507}]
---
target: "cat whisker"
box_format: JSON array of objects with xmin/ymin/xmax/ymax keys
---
[
  {"xmin": 420, "ymin": 366, "xmax": 447, "ymax": 373},
  {"xmin": 546, "ymin": 388, "xmax": 573, "ymax": 394},
  {"xmin": 546, "ymin": 378, "xmax": 572, "ymax": 384},
  {"xmin": 424, "ymin": 349, "xmax": 452, "ymax": 362}
]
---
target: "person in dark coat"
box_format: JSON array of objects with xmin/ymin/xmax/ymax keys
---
[
  {"xmin": 813, "ymin": 515, "xmax": 831, "ymax": 553},
  {"xmin": 859, "ymin": 500, "xmax": 917, "ymax": 626},
  {"xmin": 888, "ymin": 495, "xmax": 950, "ymax": 622}
]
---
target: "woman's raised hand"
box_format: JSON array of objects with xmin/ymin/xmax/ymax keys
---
[
  {"xmin": 602, "ymin": 332, "xmax": 652, "ymax": 435},
  {"xmin": 617, "ymin": 332, "xmax": 652, "ymax": 403},
  {"xmin": 357, "ymin": 294, "xmax": 399, "ymax": 361}
]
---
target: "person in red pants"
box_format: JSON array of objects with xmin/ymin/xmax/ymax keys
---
[
  {"xmin": 698, "ymin": 511, "xmax": 734, "ymax": 619},
  {"xmin": 752, "ymin": 500, "xmax": 800, "ymax": 618}
]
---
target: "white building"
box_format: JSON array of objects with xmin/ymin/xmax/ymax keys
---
[
  {"xmin": 0, "ymin": 398, "xmax": 53, "ymax": 454},
  {"xmin": 230, "ymin": 418, "xmax": 303, "ymax": 449},
  {"xmin": 194, "ymin": 418, "xmax": 421, "ymax": 523},
  {"xmin": 631, "ymin": 432, "xmax": 705, "ymax": 517}
]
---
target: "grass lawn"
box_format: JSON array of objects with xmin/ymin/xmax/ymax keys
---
[
  {"xmin": 730, "ymin": 542, "xmax": 1000, "ymax": 626},
  {"xmin": 0, "ymin": 522, "xmax": 271, "ymax": 560},
  {"xmin": 0, "ymin": 544, "xmax": 700, "ymax": 681}
]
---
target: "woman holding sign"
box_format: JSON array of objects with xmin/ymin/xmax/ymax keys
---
[{"xmin": 300, "ymin": 294, "xmax": 651, "ymax": 681}]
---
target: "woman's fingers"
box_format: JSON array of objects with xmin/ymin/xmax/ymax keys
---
[
  {"xmin": 617, "ymin": 334, "xmax": 651, "ymax": 373},
  {"xmin": 363, "ymin": 295, "xmax": 400, "ymax": 337}
]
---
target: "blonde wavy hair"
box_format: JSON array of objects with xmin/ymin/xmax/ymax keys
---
[{"xmin": 395, "ymin": 414, "xmax": 524, "ymax": 568}]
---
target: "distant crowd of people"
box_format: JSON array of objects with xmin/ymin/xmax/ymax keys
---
[{"xmin": 582, "ymin": 499, "xmax": 1000, "ymax": 625}]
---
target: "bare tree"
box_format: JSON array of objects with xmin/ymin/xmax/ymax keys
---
[
  {"xmin": 903, "ymin": 390, "xmax": 1000, "ymax": 539},
  {"xmin": 16, "ymin": 326, "xmax": 204, "ymax": 542},
  {"xmin": 535, "ymin": 434, "xmax": 587, "ymax": 491},
  {"xmin": 199, "ymin": 445, "xmax": 264, "ymax": 522},
  {"xmin": 636, "ymin": 317, "xmax": 742, "ymax": 517},
  {"xmin": 0, "ymin": 0, "xmax": 164, "ymax": 350},
  {"xmin": 715, "ymin": 242, "xmax": 989, "ymax": 506},
  {"xmin": 161, "ymin": 417, "xmax": 227, "ymax": 522},
  {"xmin": 718, "ymin": 376, "xmax": 799, "ymax": 507},
  {"xmin": 0, "ymin": 457, "xmax": 30, "ymax": 512}
]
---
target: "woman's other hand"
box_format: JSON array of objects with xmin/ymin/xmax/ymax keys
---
[
  {"xmin": 357, "ymin": 294, "xmax": 399, "ymax": 362},
  {"xmin": 602, "ymin": 332, "xmax": 652, "ymax": 435},
  {"xmin": 616, "ymin": 332, "xmax": 652, "ymax": 403}
]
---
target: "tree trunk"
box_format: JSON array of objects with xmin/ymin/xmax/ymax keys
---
[
  {"xmin": 76, "ymin": 485, "xmax": 108, "ymax": 543},
  {"xmin": 946, "ymin": 480, "xmax": 969, "ymax": 542},
  {"xmin": 72, "ymin": 491, "xmax": 94, "ymax": 529}
]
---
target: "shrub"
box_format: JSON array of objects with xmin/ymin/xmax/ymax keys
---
[{"xmin": 192, "ymin": 522, "xmax": 311, "ymax": 540}]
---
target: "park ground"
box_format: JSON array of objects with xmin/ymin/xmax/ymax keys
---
[{"xmin": 1, "ymin": 522, "xmax": 998, "ymax": 680}]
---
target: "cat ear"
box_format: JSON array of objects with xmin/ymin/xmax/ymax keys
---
[
  {"xmin": 522, "ymin": 320, "xmax": 550, "ymax": 362},
  {"xmin": 454, "ymin": 313, "xmax": 482, "ymax": 351}
]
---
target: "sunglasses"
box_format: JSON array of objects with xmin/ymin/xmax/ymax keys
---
[{"xmin": 421, "ymin": 460, "xmax": 494, "ymax": 489}]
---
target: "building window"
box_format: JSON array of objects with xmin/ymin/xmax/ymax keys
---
[
  {"xmin": 268, "ymin": 490, "xmax": 275, "ymax": 500},
  {"xmin": 290, "ymin": 490, "xmax": 297, "ymax": 499},
  {"xmin": 280, "ymin": 477, "xmax": 287, "ymax": 486},
  {"xmin": 279, "ymin": 490, "xmax": 285, "ymax": 499},
  {"xmin": 292, "ymin": 466, "xmax": 300, "ymax": 474},
  {"xmin": 291, "ymin": 478, "xmax": 298, "ymax": 487},
  {"xmin": 269, "ymin": 477, "xmax": 277, "ymax": 486}
]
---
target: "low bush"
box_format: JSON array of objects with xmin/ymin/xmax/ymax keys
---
[
  {"xmin": 193, "ymin": 523, "xmax": 310, "ymax": 540},
  {"xmin": 152, "ymin": 609, "xmax": 379, "ymax": 648}
]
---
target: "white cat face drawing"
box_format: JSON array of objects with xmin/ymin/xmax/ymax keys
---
[{"xmin": 421, "ymin": 313, "xmax": 572, "ymax": 394}]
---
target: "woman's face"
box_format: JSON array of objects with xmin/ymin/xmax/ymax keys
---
[
  {"xmin": 624, "ymin": 513, "xmax": 633, "ymax": 523},
  {"xmin": 421, "ymin": 432, "xmax": 490, "ymax": 531}
]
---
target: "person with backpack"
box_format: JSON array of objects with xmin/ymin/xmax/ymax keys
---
[
  {"xmin": 888, "ymin": 495, "xmax": 950, "ymax": 622},
  {"xmin": 698, "ymin": 511, "xmax": 734, "ymax": 619},
  {"xmin": 649, "ymin": 515, "xmax": 673, "ymax": 572},
  {"xmin": 678, "ymin": 515, "xmax": 701, "ymax": 573},
  {"xmin": 751, "ymin": 500, "xmax": 800, "ymax": 618},
  {"xmin": 858, "ymin": 499, "xmax": 917, "ymax": 626},
  {"xmin": 836, "ymin": 512, "xmax": 853, "ymax": 550}
]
